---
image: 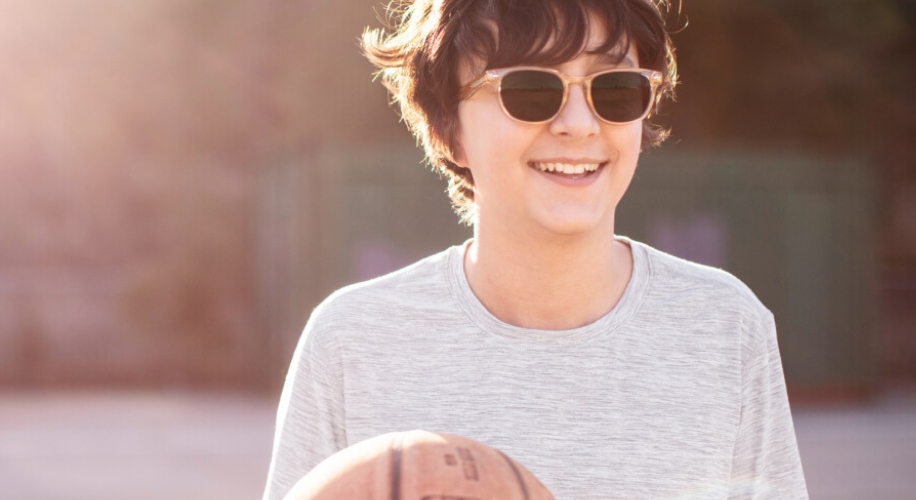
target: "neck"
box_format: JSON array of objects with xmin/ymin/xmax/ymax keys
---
[{"xmin": 464, "ymin": 223, "xmax": 633, "ymax": 330}]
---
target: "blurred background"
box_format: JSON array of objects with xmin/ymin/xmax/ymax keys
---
[{"xmin": 0, "ymin": 0, "xmax": 913, "ymax": 498}]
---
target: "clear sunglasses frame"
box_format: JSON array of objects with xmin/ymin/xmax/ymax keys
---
[{"xmin": 460, "ymin": 67, "xmax": 664, "ymax": 125}]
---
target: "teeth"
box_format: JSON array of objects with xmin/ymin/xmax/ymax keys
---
[{"xmin": 533, "ymin": 162, "xmax": 601, "ymax": 174}]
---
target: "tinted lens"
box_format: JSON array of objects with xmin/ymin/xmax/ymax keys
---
[
  {"xmin": 499, "ymin": 70, "xmax": 564, "ymax": 122},
  {"xmin": 590, "ymin": 72, "xmax": 652, "ymax": 123}
]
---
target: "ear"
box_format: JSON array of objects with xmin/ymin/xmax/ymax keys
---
[
  {"xmin": 451, "ymin": 123, "xmax": 470, "ymax": 169},
  {"xmin": 452, "ymin": 144, "xmax": 469, "ymax": 169}
]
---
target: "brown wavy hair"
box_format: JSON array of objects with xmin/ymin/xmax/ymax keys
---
[{"xmin": 362, "ymin": 0, "xmax": 678, "ymax": 224}]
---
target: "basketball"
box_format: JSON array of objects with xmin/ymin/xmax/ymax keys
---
[{"xmin": 283, "ymin": 430, "xmax": 555, "ymax": 500}]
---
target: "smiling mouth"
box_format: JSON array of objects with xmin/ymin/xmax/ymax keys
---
[{"xmin": 529, "ymin": 161, "xmax": 605, "ymax": 177}]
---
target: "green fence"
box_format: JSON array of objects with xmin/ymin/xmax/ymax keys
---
[
  {"xmin": 621, "ymin": 149, "xmax": 876, "ymax": 393},
  {"xmin": 258, "ymin": 146, "xmax": 877, "ymax": 394}
]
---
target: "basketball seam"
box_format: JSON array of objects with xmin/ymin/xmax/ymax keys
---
[
  {"xmin": 390, "ymin": 437, "xmax": 403, "ymax": 500},
  {"xmin": 496, "ymin": 449, "xmax": 530, "ymax": 500}
]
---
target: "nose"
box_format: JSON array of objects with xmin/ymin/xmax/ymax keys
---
[{"xmin": 548, "ymin": 82, "xmax": 600, "ymax": 138}]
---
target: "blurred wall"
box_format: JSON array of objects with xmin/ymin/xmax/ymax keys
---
[
  {"xmin": 0, "ymin": 1, "xmax": 266, "ymax": 387},
  {"xmin": 660, "ymin": 0, "xmax": 916, "ymax": 386},
  {"xmin": 0, "ymin": 0, "xmax": 913, "ymax": 392},
  {"xmin": 0, "ymin": 0, "xmax": 433, "ymax": 388}
]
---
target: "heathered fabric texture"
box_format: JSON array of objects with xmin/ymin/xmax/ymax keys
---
[{"xmin": 263, "ymin": 238, "xmax": 808, "ymax": 500}]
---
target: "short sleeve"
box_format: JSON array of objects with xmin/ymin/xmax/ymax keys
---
[
  {"xmin": 261, "ymin": 314, "xmax": 347, "ymax": 500},
  {"xmin": 729, "ymin": 311, "xmax": 809, "ymax": 499}
]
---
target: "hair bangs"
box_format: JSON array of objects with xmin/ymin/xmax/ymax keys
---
[{"xmin": 470, "ymin": 0, "xmax": 635, "ymax": 71}]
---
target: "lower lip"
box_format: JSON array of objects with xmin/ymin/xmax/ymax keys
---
[{"xmin": 530, "ymin": 163, "xmax": 606, "ymax": 187}]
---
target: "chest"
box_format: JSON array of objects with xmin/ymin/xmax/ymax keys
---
[{"xmin": 338, "ymin": 336, "xmax": 741, "ymax": 499}]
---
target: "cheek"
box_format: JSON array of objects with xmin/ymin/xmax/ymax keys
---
[
  {"xmin": 612, "ymin": 122, "xmax": 644, "ymax": 159},
  {"xmin": 456, "ymin": 101, "xmax": 522, "ymax": 170},
  {"xmin": 635, "ymin": 124, "xmax": 646, "ymax": 151},
  {"xmin": 626, "ymin": 121, "xmax": 645, "ymax": 145}
]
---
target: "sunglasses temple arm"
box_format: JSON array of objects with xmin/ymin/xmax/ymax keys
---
[{"xmin": 459, "ymin": 73, "xmax": 497, "ymax": 100}]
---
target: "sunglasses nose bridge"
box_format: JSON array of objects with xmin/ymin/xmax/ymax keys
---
[
  {"xmin": 558, "ymin": 74, "xmax": 601, "ymax": 122},
  {"xmin": 563, "ymin": 74, "xmax": 591, "ymax": 94},
  {"xmin": 550, "ymin": 77, "xmax": 601, "ymax": 133}
]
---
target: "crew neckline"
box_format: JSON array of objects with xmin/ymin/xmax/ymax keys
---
[{"xmin": 447, "ymin": 236, "xmax": 652, "ymax": 345}]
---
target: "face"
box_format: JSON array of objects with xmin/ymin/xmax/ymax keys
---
[{"xmin": 454, "ymin": 24, "xmax": 644, "ymax": 240}]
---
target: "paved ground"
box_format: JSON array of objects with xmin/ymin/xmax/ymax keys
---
[
  {"xmin": 0, "ymin": 391, "xmax": 275, "ymax": 500},
  {"xmin": 0, "ymin": 389, "xmax": 914, "ymax": 499},
  {"xmin": 793, "ymin": 389, "xmax": 916, "ymax": 500}
]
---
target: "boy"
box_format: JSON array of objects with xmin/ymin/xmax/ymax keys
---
[{"xmin": 263, "ymin": 0, "xmax": 808, "ymax": 498}]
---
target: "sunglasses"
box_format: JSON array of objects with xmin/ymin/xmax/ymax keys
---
[{"xmin": 460, "ymin": 67, "xmax": 663, "ymax": 125}]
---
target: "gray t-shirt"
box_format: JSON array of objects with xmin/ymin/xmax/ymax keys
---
[{"xmin": 263, "ymin": 238, "xmax": 808, "ymax": 499}]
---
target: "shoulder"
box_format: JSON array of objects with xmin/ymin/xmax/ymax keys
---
[
  {"xmin": 303, "ymin": 245, "xmax": 460, "ymax": 344},
  {"xmin": 631, "ymin": 239, "xmax": 773, "ymax": 325},
  {"xmin": 321, "ymin": 246, "xmax": 455, "ymax": 315},
  {"xmin": 628, "ymin": 239, "xmax": 777, "ymax": 365}
]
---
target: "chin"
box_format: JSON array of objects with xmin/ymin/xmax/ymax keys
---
[{"xmin": 531, "ymin": 207, "xmax": 611, "ymax": 237}]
